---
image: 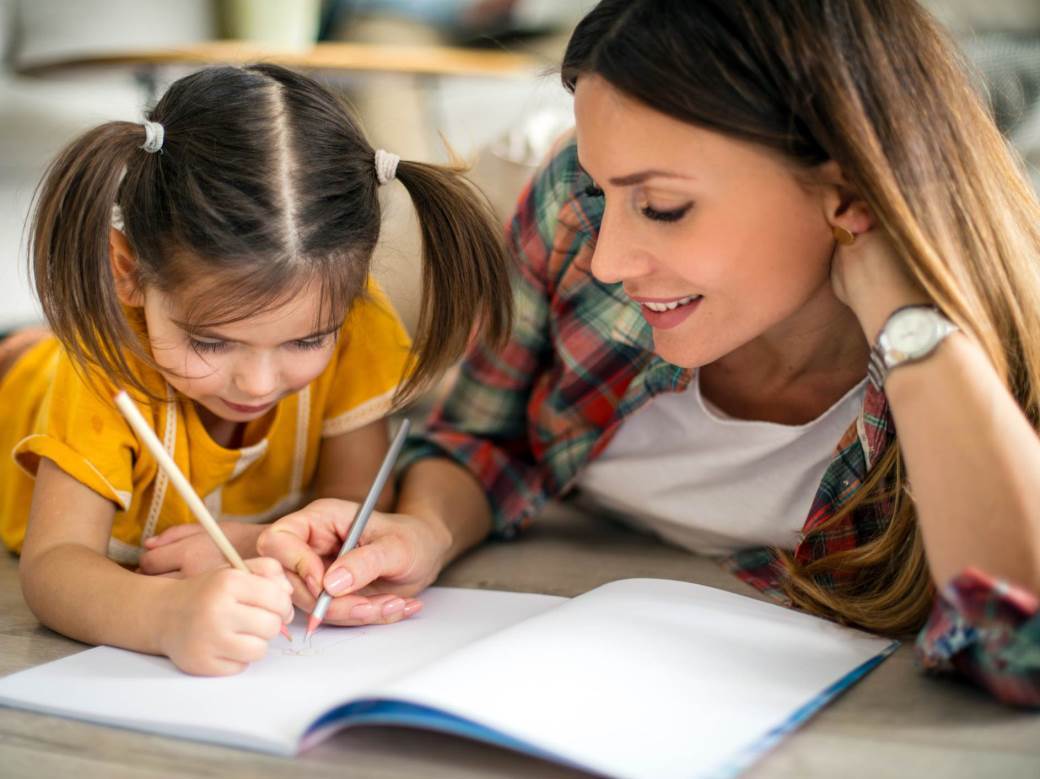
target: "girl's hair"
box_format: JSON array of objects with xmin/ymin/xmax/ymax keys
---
[
  {"xmin": 562, "ymin": 0, "xmax": 1040, "ymax": 634},
  {"xmin": 31, "ymin": 63, "xmax": 511, "ymax": 404}
]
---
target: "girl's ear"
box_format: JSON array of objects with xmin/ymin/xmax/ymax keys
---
[
  {"xmin": 817, "ymin": 161, "xmax": 875, "ymax": 238},
  {"xmin": 109, "ymin": 228, "xmax": 144, "ymax": 306}
]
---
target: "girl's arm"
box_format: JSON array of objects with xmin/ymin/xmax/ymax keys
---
[
  {"xmin": 140, "ymin": 418, "xmax": 398, "ymax": 578},
  {"xmin": 20, "ymin": 458, "xmax": 294, "ymax": 675}
]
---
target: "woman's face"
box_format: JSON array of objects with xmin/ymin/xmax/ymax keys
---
[{"xmin": 574, "ymin": 75, "xmax": 839, "ymax": 369}]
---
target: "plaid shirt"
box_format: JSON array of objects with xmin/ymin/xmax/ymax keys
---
[{"xmin": 403, "ymin": 135, "xmax": 1040, "ymax": 706}]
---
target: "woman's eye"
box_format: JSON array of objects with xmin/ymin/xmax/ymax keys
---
[
  {"xmin": 640, "ymin": 203, "xmax": 692, "ymax": 223},
  {"xmin": 584, "ymin": 183, "xmax": 605, "ymax": 198},
  {"xmin": 189, "ymin": 339, "xmax": 228, "ymax": 354}
]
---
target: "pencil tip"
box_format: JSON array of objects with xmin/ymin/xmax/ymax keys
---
[
  {"xmin": 306, "ymin": 614, "xmax": 321, "ymax": 639},
  {"xmin": 280, "ymin": 624, "xmax": 293, "ymax": 642}
]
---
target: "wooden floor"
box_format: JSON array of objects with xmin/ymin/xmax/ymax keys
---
[{"xmin": 1, "ymin": 501, "xmax": 1038, "ymax": 778}]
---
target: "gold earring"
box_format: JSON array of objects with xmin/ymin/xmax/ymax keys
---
[{"xmin": 832, "ymin": 225, "xmax": 856, "ymax": 246}]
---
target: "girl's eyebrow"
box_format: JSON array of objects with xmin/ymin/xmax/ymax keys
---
[{"xmin": 175, "ymin": 322, "xmax": 340, "ymax": 344}]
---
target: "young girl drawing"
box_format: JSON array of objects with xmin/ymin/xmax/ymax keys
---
[{"xmin": 0, "ymin": 63, "xmax": 511, "ymax": 675}]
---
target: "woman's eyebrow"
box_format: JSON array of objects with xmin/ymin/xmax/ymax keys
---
[{"xmin": 608, "ymin": 170, "xmax": 694, "ymax": 186}]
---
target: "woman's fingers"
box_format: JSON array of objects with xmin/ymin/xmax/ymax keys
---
[{"xmin": 321, "ymin": 533, "xmax": 412, "ymax": 597}]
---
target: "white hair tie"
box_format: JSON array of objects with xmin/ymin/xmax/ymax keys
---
[
  {"xmin": 374, "ymin": 148, "xmax": 400, "ymax": 185},
  {"xmin": 141, "ymin": 120, "xmax": 165, "ymax": 154}
]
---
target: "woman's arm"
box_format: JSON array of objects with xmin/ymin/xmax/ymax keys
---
[
  {"xmin": 313, "ymin": 418, "xmax": 394, "ymax": 510},
  {"xmin": 882, "ymin": 332, "xmax": 1040, "ymax": 592},
  {"xmin": 21, "ymin": 458, "xmax": 293, "ymax": 675},
  {"xmin": 835, "ymin": 232, "xmax": 1040, "ymax": 593}
]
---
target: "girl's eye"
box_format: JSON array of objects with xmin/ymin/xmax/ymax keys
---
[
  {"xmin": 640, "ymin": 203, "xmax": 692, "ymax": 223},
  {"xmin": 190, "ymin": 339, "xmax": 228, "ymax": 354},
  {"xmin": 291, "ymin": 334, "xmax": 331, "ymax": 351},
  {"xmin": 584, "ymin": 183, "xmax": 604, "ymax": 198}
]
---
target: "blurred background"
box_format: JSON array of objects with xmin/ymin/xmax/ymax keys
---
[{"xmin": 1, "ymin": 0, "xmax": 1038, "ymax": 335}]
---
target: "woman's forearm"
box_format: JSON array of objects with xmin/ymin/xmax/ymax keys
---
[
  {"xmin": 884, "ymin": 332, "xmax": 1040, "ymax": 592},
  {"xmin": 395, "ymin": 457, "xmax": 493, "ymax": 569}
]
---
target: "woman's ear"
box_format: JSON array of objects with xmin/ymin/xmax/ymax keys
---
[
  {"xmin": 109, "ymin": 228, "xmax": 144, "ymax": 306},
  {"xmin": 817, "ymin": 161, "xmax": 875, "ymax": 238}
]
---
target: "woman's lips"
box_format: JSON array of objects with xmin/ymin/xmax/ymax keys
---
[{"xmin": 632, "ymin": 295, "xmax": 703, "ymax": 330}]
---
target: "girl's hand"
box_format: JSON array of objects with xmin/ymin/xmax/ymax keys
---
[
  {"xmin": 158, "ymin": 557, "xmax": 294, "ymax": 676},
  {"xmin": 830, "ymin": 227, "xmax": 929, "ymax": 342},
  {"xmin": 139, "ymin": 522, "xmax": 265, "ymax": 578},
  {"xmin": 257, "ymin": 498, "xmax": 450, "ymax": 626}
]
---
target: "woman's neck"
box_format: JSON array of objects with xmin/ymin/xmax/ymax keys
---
[{"xmin": 698, "ymin": 288, "xmax": 869, "ymax": 425}]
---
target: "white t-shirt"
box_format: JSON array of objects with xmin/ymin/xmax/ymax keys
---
[{"xmin": 576, "ymin": 371, "xmax": 867, "ymax": 555}]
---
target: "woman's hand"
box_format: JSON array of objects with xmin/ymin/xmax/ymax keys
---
[
  {"xmin": 157, "ymin": 557, "xmax": 294, "ymax": 676},
  {"xmin": 830, "ymin": 226, "xmax": 930, "ymax": 342},
  {"xmin": 257, "ymin": 498, "xmax": 451, "ymax": 626},
  {"xmin": 139, "ymin": 522, "xmax": 265, "ymax": 578}
]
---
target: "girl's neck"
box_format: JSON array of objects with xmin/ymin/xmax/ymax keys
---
[{"xmin": 193, "ymin": 403, "xmax": 247, "ymax": 449}]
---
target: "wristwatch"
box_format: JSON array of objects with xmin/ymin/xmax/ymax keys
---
[{"xmin": 867, "ymin": 305, "xmax": 958, "ymax": 388}]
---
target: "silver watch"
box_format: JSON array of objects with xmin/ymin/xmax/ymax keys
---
[{"xmin": 867, "ymin": 305, "xmax": 958, "ymax": 388}]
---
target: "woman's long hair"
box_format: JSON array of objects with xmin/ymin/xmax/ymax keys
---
[{"xmin": 562, "ymin": 0, "xmax": 1040, "ymax": 634}]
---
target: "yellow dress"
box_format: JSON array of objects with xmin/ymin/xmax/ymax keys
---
[{"xmin": 0, "ymin": 282, "xmax": 412, "ymax": 563}]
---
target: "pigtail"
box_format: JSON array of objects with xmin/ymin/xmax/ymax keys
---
[
  {"xmin": 393, "ymin": 159, "xmax": 513, "ymax": 404},
  {"xmin": 30, "ymin": 122, "xmax": 154, "ymax": 395}
]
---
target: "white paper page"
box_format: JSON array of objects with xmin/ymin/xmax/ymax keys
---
[
  {"xmin": 0, "ymin": 587, "xmax": 562, "ymax": 755},
  {"xmin": 378, "ymin": 578, "xmax": 896, "ymax": 779}
]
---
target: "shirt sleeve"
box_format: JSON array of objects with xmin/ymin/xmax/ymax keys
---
[
  {"xmin": 321, "ymin": 279, "xmax": 414, "ymax": 438},
  {"xmin": 915, "ymin": 566, "xmax": 1040, "ymax": 707},
  {"xmin": 399, "ymin": 138, "xmax": 583, "ymax": 537},
  {"xmin": 13, "ymin": 350, "xmax": 137, "ymax": 510}
]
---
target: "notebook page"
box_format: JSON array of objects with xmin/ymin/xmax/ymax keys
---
[
  {"xmin": 378, "ymin": 578, "xmax": 896, "ymax": 779},
  {"xmin": 0, "ymin": 587, "xmax": 563, "ymax": 755}
]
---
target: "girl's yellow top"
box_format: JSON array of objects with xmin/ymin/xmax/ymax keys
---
[{"xmin": 0, "ymin": 283, "xmax": 412, "ymax": 564}]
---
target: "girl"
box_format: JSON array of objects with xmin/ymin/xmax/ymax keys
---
[
  {"xmin": 258, "ymin": 0, "xmax": 1040, "ymax": 706},
  {"xmin": 0, "ymin": 63, "xmax": 511, "ymax": 676}
]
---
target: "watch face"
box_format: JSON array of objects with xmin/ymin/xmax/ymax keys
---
[{"xmin": 887, "ymin": 307, "xmax": 939, "ymax": 357}]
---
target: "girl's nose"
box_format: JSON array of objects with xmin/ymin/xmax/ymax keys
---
[{"xmin": 232, "ymin": 351, "xmax": 279, "ymax": 400}]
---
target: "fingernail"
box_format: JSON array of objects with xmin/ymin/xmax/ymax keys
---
[
  {"xmin": 287, "ymin": 606, "xmax": 296, "ymax": 623},
  {"xmin": 324, "ymin": 569, "xmax": 353, "ymax": 595},
  {"xmin": 403, "ymin": 601, "xmax": 422, "ymax": 616},
  {"xmin": 306, "ymin": 575, "xmax": 320, "ymax": 596},
  {"xmin": 350, "ymin": 603, "xmax": 374, "ymax": 619},
  {"xmin": 383, "ymin": 598, "xmax": 405, "ymax": 616}
]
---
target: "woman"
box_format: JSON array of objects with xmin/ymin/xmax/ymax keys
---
[{"xmin": 251, "ymin": 0, "xmax": 1040, "ymax": 704}]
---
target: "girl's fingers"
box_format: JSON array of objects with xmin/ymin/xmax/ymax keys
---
[
  {"xmin": 257, "ymin": 526, "xmax": 329, "ymax": 597},
  {"xmin": 143, "ymin": 523, "xmax": 205, "ymax": 548},
  {"xmin": 137, "ymin": 543, "xmax": 187, "ymax": 575}
]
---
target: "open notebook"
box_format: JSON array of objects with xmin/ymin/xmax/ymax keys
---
[{"xmin": 0, "ymin": 579, "xmax": 896, "ymax": 779}]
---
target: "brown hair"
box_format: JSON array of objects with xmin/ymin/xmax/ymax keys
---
[
  {"xmin": 562, "ymin": 0, "xmax": 1040, "ymax": 634},
  {"xmin": 30, "ymin": 63, "xmax": 511, "ymax": 404}
]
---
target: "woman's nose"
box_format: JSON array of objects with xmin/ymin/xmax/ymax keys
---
[{"xmin": 588, "ymin": 209, "xmax": 652, "ymax": 285}]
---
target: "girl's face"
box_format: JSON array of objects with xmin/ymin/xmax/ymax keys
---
[
  {"xmin": 573, "ymin": 75, "xmax": 840, "ymax": 369},
  {"xmin": 141, "ymin": 278, "xmax": 339, "ymax": 424}
]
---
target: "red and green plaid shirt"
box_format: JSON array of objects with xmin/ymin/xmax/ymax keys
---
[{"xmin": 403, "ymin": 135, "xmax": 1040, "ymax": 706}]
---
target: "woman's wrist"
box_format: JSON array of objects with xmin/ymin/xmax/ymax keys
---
[{"xmin": 396, "ymin": 458, "xmax": 493, "ymax": 570}]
